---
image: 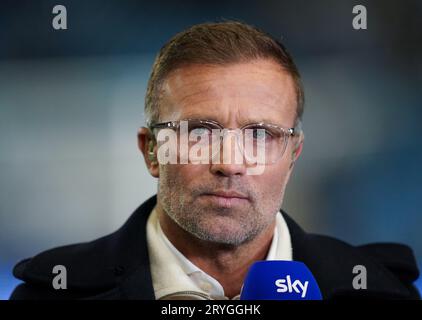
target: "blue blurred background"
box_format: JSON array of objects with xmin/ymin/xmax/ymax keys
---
[{"xmin": 1, "ymin": 0, "xmax": 421, "ymax": 299}]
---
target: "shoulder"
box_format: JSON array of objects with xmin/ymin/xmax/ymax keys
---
[
  {"xmin": 282, "ymin": 212, "xmax": 420, "ymax": 299},
  {"xmin": 305, "ymin": 234, "xmax": 419, "ymax": 299},
  {"xmin": 9, "ymin": 197, "xmax": 156, "ymax": 300},
  {"xmin": 12, "ymin": 234, "xmax": 119, "ymax": 290},
  {"xmin": 10, "ymin": 233, "xmax": 123, "ymax": 299}
]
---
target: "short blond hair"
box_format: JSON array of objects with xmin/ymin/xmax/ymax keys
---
[{"xmin": 145, "ymin": 21, "xmax": 304, "ymax": 125}]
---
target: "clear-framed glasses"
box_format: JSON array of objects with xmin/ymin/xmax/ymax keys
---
[{"xmin": 148, "ymin": 118, "xmax": 301, "ymax": 165}]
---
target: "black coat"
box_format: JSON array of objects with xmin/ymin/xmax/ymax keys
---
[{"xmin": 9, "ymin": 196, "xmax": 420, "ymax": 300}]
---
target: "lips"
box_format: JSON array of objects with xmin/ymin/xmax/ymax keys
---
[
  {"xmin": 200, "ymin": 190, "xmax": 250, "ymax": 208},
  {"xmin": 204, "ymin": 190, "xmax": 249, "ymax": 199}
]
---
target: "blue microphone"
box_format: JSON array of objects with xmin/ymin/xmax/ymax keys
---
[{"xmin": 240, "ymin": 261, "xmax": 322, "ymax": 300}]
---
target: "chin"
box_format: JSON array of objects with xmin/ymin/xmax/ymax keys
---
[{"xmin": 191, "ymin": 221, "xmax": 253, "ymax": 245}]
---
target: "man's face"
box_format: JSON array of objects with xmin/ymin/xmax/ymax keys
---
[{"xmin": 147, "ymin": 59, "xmax": 301, "ymax": 246}]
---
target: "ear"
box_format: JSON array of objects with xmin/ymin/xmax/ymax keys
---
[
  {"xmin": 137, "ymin": 127, "xmax": 159, "ymax": 178},
  {"xmin": 289, "ymin": 132, "xmax": 304, "ymax": 169}
]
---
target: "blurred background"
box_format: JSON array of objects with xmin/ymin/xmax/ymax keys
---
[{"xmin": 0, "ymin": 0, "xmax": 421, "ymax": 299}]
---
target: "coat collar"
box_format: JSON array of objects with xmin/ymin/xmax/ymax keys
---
[
  {"xmin": 118, "ymin": 196, "xmax": 416, "ymax": 299},
  {"xmin": 119, "ymin": 196, "xmax": 417, "ymax": 299}
]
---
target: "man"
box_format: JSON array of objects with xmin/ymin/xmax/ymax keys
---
[{"xmin": 10, "ymin": 21, "xmax": 420, "ymax": 300}]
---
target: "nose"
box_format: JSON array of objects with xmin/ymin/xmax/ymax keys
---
[
  {"xmin": 209, "ymin": 130, "xmax": 247, "ymax": 177},
  {"xmin": 210, "ymin": 162, "xmax": 247, "ymax": 177}
]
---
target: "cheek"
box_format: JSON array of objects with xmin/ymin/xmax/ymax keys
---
[
  {"xmin": 264, "ymin": 152, "xmax": 291, "ymax": 176},
  {"xmin": 159, "ymin": 164, "xmax": 208, "ymax": 188},
  {"xmin": 255, "ymin": 160, "xmax": 292, "ymax": 198}
]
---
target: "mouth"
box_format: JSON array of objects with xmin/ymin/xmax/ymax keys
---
[{"xmin": 200, "ymin": 190, "xmax": 250, "ymax": 208}]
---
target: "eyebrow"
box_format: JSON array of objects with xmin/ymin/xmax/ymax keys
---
[{"xmin": 177, "ymin": 114, "xmax": 292, "ymax": 128}]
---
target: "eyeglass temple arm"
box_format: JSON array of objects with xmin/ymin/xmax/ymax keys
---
[{"xmin": 292, "ymin": 120, "xmax": 303, "ymax": 136}]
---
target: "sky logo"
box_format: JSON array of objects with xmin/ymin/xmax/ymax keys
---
[{"xmin": 275, "ymin": 275, "xmax": 309, "ymax": 298}]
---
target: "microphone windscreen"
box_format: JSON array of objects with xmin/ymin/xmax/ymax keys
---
[{"xmin": 240, "ymin": 260, "xmax": 322, "ymax": 300}]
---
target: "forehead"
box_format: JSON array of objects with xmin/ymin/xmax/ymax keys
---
[{"xmin": 160, "ymin": 59, "xmax": 297, "ymax": 126}]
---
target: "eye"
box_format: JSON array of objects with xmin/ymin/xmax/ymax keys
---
[
  {"xmin": 250, "ymin": 127, "xmax": 273, "ymax": 141},
  {"xmin": 192, "ymin": 127, "xmax": 211, "ymax": 136},
  {"xmin": 188, "ymin": 123, "xmax": 213, "ymax": 136}
]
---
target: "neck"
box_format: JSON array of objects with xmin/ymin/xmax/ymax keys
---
[{"xmin": 156, "ymin": 205, "xmax": 275, "ymax": 299}]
